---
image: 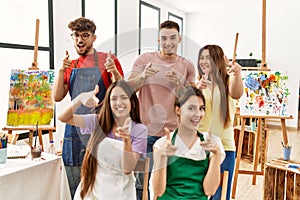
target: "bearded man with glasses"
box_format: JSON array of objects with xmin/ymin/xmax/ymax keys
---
[{"xmin": 53, "ymin": 17, "xmax": 124, "ymax": 198}]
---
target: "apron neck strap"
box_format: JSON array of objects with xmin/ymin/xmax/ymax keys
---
[{"xmin": 171, "ymin": 129, "xmax": 205, "ymax": 145}]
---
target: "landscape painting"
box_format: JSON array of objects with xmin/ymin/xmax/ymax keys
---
[{"xmin": 7, "ymin": 69, "xmax": 55, "ymax": 126}]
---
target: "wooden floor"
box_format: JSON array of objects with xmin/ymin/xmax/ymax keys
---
[{"xmin": 233, "ymin": 126, "xmax": 300, "ymax": 200}]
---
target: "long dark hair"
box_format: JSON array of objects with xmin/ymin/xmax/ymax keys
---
[
  {"xmin": 197, "ymin": 45, "xmax": 230, "ymax": 128},
  {"xmin": 80, "ymin": 80, "xmax": 141, "ymax": 199}
]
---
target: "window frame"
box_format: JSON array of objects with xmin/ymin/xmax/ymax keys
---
[
  {"xmin": 168, "ymin": 12, "xmax": 183, "ymax": 54},
  {"xmin": 139, "ymin": 1, "xmax": 161, "ymax": 55},
  {"xmin": 0, "ymin": 0, "xmax": 54, "ymax": 69}
]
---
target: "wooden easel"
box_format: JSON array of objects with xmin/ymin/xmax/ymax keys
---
[
  {"xmin": 231, "ymin": 113, "xmax": 293, "ymax": 198},
  {"xmin": 231, "ymin": 0, "xmax": 294, "ymax": 198},
  {"xmin": 2, "ymin": 19, "xmax": 56, "ymax": 151}
]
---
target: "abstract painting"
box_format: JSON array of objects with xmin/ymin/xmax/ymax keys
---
[
  {"xmin": 239, "ymin": 70, "xmax": 290, "ymax": 116},
  {"xmin": 7, "ymin": 69, "xmax": 55, "ymax": 126}
]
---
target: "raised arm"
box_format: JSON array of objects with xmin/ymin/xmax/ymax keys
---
[
  {"xmin": 227, "ymin": 58, "xmax": 244, "ymax": 99},
  {"xmin": 105, "ymin": 51, "xmax": 123, "ymax": 82},
  {"xmin": 127, "ymin": 62, "xmax": 159, "ymax": 91},
  {"xmin": 152, "ymin": 128, "xmax": 177, "ymax": 197},
  {"xmin": 201, "ymin": 136, "xmax": 222, "ymax": 196},
  {"xmin": 53, "ymin": 51, "xmax": 71, "ymax": 102},
  {"xmin": 58, "ymin": 85, "xmax": 99, "ymax": 127},
  {"xmin": 115, "ymin": 119, "xmax": 141, "ymax": 174}
]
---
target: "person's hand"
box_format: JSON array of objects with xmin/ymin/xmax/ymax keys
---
[
  {"xmin": 141, "ymin": 62, "xmax": 160, "ymax": 79},
  {"xmin": 161, "ymin": 127, "xmax": 177, "ymax": 157},
  {"xmin": 80, "ymin": 85, "xmax": 100, "ymax": 108},
  {"xmin": 200, "ymin": 130, "xmax": 220, "ymax": 154},
  {"xmin": 225, "ymin": 55, "xmax": 242, "ymax": 76},
  {"xmin": 60, "ymin": 51, "xmax": 72, "ymax": 72},
  {"xmin": 115, "ymin": 117, "xmax": 131, "ymax": 142},
  {"xmin": 196, "ymin": 68, "xmax": 211, "ymax": 90},
  {"xmin": 105, "ymin": 51, "xmax": 117, "ymax": 73},
  {"xmin": 165, "ymin": 70, "xmax": 180, "ymax": 86}
]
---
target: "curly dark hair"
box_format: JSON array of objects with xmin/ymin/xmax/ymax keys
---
[{"xmin": 68, "ymin": 17, "xmax": 96, "ymax": 34}]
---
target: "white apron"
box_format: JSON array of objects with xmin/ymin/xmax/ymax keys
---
[{"xmin": 74, "ymin": 138, "xmax": 136, "ymax": 200}]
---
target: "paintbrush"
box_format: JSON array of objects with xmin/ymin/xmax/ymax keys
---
[{"xmin": 34, "ymin": 121, "xmax": 39, "ymax": 148}]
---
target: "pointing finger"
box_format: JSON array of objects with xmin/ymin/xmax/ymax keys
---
[
  {"xmin": 164, "ymin": 127, "xmax": 171, "ymax": 141},
  {"xmin": 65, "ymin": 50, "xmax": 70, "ymax": 59},
  {"xmin": 123, "ymin": 117, "xmax": 131, "ymax": 129},
  {"xmin": 146, "ymin": 62, "xmax": 152, "ymax": 68}
]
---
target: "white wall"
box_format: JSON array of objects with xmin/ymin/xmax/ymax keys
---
[
  {"xmin": 53, "ymin": 0, "xmax": 82, "ymax": 143},
  {"xmin": 185, "ymin": 0, "xmax": 300, "ymax": 128}
]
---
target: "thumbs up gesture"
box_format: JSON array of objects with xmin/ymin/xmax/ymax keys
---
[
  {"xmin": 80, "ymin": 85, "xmax": 100, "ymax": 108},
  {"xmin": 61, "ymin": 50, "xmax": 72, "ymax": 72},
  {"xmin": 162, "ymin": 127, "xmax": 177, "ymax": 157},
  {"xmin": 105, "ymin": 51, "xmax": 117, "ymax": 73}
]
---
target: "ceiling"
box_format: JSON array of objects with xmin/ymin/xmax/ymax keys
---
[
  {"xmin": 158, "ymin": 0, "xmax": 254, "ymax": 13},
  {"xmin": 159, "ymin": 0, "xmax": 203, "ymax": 13}
]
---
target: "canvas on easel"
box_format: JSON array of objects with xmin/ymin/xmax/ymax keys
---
[
  {"xmin": 6, "ymin": 69, "xmax": 55, "ymax": 126},
  {"xmin": 239, "ymin": 70, "xmax": 291, "ymax": 116}
]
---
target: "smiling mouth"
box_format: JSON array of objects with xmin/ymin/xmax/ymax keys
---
[
  {"xmin": 116, "ymin": 107, "xmax": 126, "ymax": 111},
  {"xmin": 77, "ymin": 43, "xmax": 85, "ymax": 50},
  {"xmin": 191, "ymin": 119, "xmax": 200, "ymax": 126}
]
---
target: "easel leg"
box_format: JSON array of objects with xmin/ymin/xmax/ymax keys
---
[
  {"xmin": 252, "ymin": 118, "xmax": 262, "ymax": 185},
  {"xmin": 48, "ymin": 130, "xmax": 53, "ymax": 141},
  {"xmin": 7, "ymin": 130, "xmax": 13, "ymax": 143},
  {"xmin": 281, "ymin": 119, "xmax": 288, "ymax": 146},
  {"xmin": 232, "ymin": 117, "xmax": 246, "ymax": 199},
  {"xmin": 29, "ymin": 130, "xmax": 34, "ymax": 147},
  {"xmin": 12, "ymin": 134, "xmax": 19, "ymax": 144}
]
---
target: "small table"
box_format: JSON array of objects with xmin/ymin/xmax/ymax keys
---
[
  {"xmin": 0, "ymin": 151, "xmax": 71, "ymax": 200},
  {"xmin": 231, "ymin": 114, "xmax": 293, "ymax": 199}
]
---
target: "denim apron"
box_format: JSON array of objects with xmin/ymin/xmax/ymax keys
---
[
  {"xmin": 63, "ymin": 50, "xmax": 107, "ymax": 166},
  {"xmin": 158, "ymin": 129, "xmax": 210, "ymax": 200}
]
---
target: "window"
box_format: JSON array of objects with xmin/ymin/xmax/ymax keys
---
[
  {"xmin": 0, "ymin": 0, "xmax": 54, "ymax": 69},
  {"xmin": 82, "ymin": 0, "xmax": 117, "ymax": 55},
  {"xmin": 139, "ymin": 1, "xmax": 160, "ymax": 54}
]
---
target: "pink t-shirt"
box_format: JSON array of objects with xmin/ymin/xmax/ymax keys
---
[{"xmin": 132, "ymin": 51, "xmax": 195, "ymax": 137}]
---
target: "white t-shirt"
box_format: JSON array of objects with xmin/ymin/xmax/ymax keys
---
[{"xmin": 154, "ymin": 131, "xmax": 225, "ymax": 164}]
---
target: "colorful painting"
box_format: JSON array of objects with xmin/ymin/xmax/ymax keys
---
[
  {"xmin": 239, "ymin": 71, "xmax": 290, "ymax": 116},
  {"xmin": 7, "ymin": 69, "xmax": 55, "ymax": 126}
]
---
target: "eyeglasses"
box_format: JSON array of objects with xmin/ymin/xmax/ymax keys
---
[{"xmin": 70, "ymin": 32, "xmax": 92, "ymax": 40}]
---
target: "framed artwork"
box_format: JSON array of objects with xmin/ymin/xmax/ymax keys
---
[
  {"xmin": 239, "ymin": 70, "xmax": 290, "ymax": 116},
  {"xmin": 7, "ymin": 69, "xmax": 55, "ymax": 126}
]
